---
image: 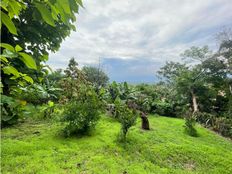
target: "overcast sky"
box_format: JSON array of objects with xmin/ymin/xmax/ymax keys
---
[{"xmin": 47, "ymin": 0, "xmax": 232, "ymax": 83}]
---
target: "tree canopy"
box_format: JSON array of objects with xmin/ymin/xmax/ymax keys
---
[
  {"xmin": 1, "ymin": 0, "xmax": 83, "ymax": 95},
  {"xmin": 82, "ymin": 66, "xmax": 109, "ymax": 89}
]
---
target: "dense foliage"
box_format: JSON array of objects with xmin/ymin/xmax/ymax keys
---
[
  {"xmin": 1, "ymin": 1, "xmax": 231, "ymax": 173},
  {"xmin": 1, "ymin": 0, "xmax": 82, "ymax": 93},
  {"xmin": 62, "ymin": 85, "xmax": 102, "ymax": 136},
  {"xmin": 1, "ymin": 0, "xmax": 83, "ymax": 125},
  {"xmin": 183, "ymin": 108, "xmax": 198, "ymax": 137},
  {"xmin": 0, "ymin": 0, "xmax": 231, "ymax": 148},
  {"xmin": 82, "ymin": 66, "xmax": 109, "ymax": 92},
  {"xmin": 157, "ymin": 32, "xmax": 232, "ymax": 137}
]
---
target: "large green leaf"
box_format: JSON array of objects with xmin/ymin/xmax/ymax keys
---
[
  {"xmin": 23, "ymin": 75, "xmax": 34, "ymax": 84},
  {"xmin": 57, "ymin": 0, "xmax": 71, "ymax": 14},
  {"xmin": 49, "ymin": 3, "xmax": 59, "ymax": 21},
  {"xmin": 19, "ymin": 52, "xmax": 37, "ymax": 70},
  {"xmin": 0, "ymin": 55, "xmax": 8, "ymax": 63},
  {"xmin": 0, "ymin": 1, "xmax": 8, "ymax": 11},
  {"xmin": 69, "ymin": 0, "xmax": 79, "ymax": 13},
  {"xmin": 54, "ymin": 2, "xmax": 68, "ymax": 24},
  {"xmin": 15, "ymin": 45, "xmax": 23, "ymax": 52},
  {"xmin": 0, "ymin": 43, "xmax": 15, "ymax": 52},
  {"xmin": 2, "ymin": 66, "xmax": 20, "ymax": 77},
  {"xmin": 1, "ymin": 49, "xmax": 18, "ymax": 58},
  {"xmin": 8, "ymin": 1, "xmax": 22, "ymax": 17},
  {"xmin": 35, "ymin": 3, "xmax": 55, "ymax": 27},
  {"xmin": 1, "ymin": 11, "xmax": 17, "ymax": 35}
]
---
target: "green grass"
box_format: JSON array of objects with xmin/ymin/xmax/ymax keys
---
[{"xmin": 1, "ymin": 115, "xmax": 232, "ymax": 174}]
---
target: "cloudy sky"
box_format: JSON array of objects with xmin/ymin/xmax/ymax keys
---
[{"xmin": 47, "ymin": 0, "xmax": 232, "ymax": 83}]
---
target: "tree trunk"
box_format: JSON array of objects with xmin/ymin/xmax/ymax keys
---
[
  {"xmin": 140, "ymin": 112, "xmax": 150, "ymax": 130},
  {"xmin": 191, "ymin": 89, "xmax": 198, "ymax": 114}
]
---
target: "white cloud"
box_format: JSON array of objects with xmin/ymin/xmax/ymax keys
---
[{"xmin": 47, "ymin": 0, "xmax": 232, "ymax": 71}]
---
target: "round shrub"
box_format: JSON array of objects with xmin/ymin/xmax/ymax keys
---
[{"xmin": 62, "ymin": 85, "xmax": 102, "ymax": 136}]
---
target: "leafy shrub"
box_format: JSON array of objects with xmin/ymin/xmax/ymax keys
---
[
  {"xmin": 1, "ymin": 95, "xmax": 26, "ymax": 127},
  {"xmin": 185, "ymin": 117, "xmax": 198, "ymax": 137},
  {"xmin": 114, "ymin": 98, "xmax": 138, "ymax": 141},
  {"xmin": 183, "ymin": 109, "xmax": 198, "ymax": 137},
  {"xmin": 62, "ymin": 85, "xmax": 102, "ymax": 136},
  {"xmin": 18, "ymin": 84, "xmax": 61, "ymax": 105}
]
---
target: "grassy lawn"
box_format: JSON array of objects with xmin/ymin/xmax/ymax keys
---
[{"xmin": 1, "ymin": 115, "xmax": 232, "ymax": 174}]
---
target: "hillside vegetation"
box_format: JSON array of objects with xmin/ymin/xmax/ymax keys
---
[
  {"xmin": 1, "ymin": 1, "xmax": 232, "ymax": 174},
  {"xmin": 2, "ymin": 115, "xmax": 232, "ymax": 174}
]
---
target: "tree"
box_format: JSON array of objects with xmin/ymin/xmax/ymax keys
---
[
  {"xmin": 62, "ymin": 85, "xmax": 102, "ymax": 136},
  {"xmin": 60, "ymin": 58, "xmax": 87, "ymax": 100},
  {"xmin": 127, "ymin": 93, "xmax": 151, "ymax": 130},
  {"xmin": 159, "ymin": 61, "xmax": 206, "ymax": 113},
  {"xmin": 1, "ymin": 0, "xmax": 83, "ymax": 95},
  {"xmin": 82, "ymin": 66, "xmax": 109, "ymax": 91},
  {"xmin": 158, "ymin": 46, "xmax": 216, "ymax": 136},
  {"xmin": 158, "ymin": 43, "xmax": 232, "ymax": 137},
  {"xmin": 184, "ymin": 108, "xmax": 198, "ymax": 137},
  {"xmin": 114, "ymin": 98, "xmax": 138, "ymax": 141},
  {"xmin": 215, "ymin": 28, "xmax": 232, "ymax": 117},
  {"xmin": 159, "ymin": 46, "xmax": 219, "ymax": 113},
  {"xmin": 1, "ymin": 0, "xmax": 83, "ymax": 125},
  {"xmin": 180, "ymin": 46, "xmax": 212, "ymax": 63},
  {"xmin": 159, "ymin": 62, "xmax": 205, "ymax": 136},
  {"xmin": 107, "ymin": 82, "xmax": 150, "ymax": 130}
]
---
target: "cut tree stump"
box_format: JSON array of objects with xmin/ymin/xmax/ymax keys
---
[{"xmin": 140, "ymin": 112, "xmax": 150, "ymax": 130}]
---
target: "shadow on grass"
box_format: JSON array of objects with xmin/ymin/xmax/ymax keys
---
[{"xmin": 53, "ymin": 126, "xmax": 99, "ymax": 141}]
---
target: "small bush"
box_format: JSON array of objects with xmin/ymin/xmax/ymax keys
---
[
  {"xmin": 185, "ymin": 117, "xmax": 198, "ymax": 137},
  {"xmin": 114, "ymin": 98, "xmax": 138, "ymax": 141},
  {"xmin": 184, "ymin": 110, "xmax": 198, "ymax": 137},
  {"xmin": 62, "ymin": 86, "xmax": 102, "ymax": 136}
]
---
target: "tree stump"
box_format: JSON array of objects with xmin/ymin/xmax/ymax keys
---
[{"xmin": 140, "ymin": 112, "xmax": 150, "ymax": 130}]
